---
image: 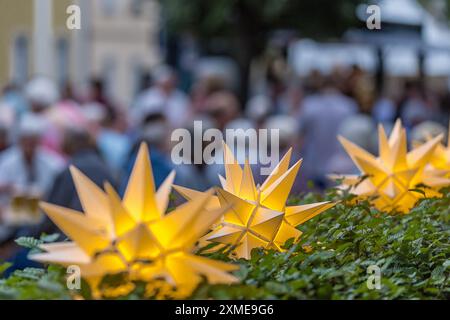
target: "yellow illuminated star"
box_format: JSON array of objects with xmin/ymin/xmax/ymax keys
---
[
  {"xmin": 335, "ymin": 119, "xmax": 450, "ymax": 213},
  {"xmin": 427, "ymin": 122, "xmax": 450, "ymax": 176},
  {"xmin": 175, "ymin": 143, "xmax": 335, "ymax": 259},
  {"xmin": 31, "ymin": 143, "xmax": 237, "ymax": 298}
]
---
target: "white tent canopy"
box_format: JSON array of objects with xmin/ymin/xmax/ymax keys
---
[
  {"xmin": 289, "ymin": 0, "xmax": 450, "ymax": 77},
  {"xmin": 357, "ymin": 0, "xmax": 424, "ymax": 26}
]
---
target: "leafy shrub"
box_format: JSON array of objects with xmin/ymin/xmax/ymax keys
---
[{"xmin": 1, "ymin": 188, "xmax": 449, "ymax": 300}]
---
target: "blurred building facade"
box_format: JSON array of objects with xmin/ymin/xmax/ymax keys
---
[
  {"xmin": 0, "ymin": 0, "xmax": 71, "ymax": 88},
  {"xmin": 0, "ymin": 0, "xmax": 161, "ymax": 105},
  {"xmin": 89, "ymin": 0, "xmax": 160, "ymax": 105}
]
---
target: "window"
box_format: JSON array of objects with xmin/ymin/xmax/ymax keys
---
[
  {"xmin": 131, "ymin": 58, "xmax": 144, "ymax": 99},
  {"xmin": 56, "ymin": 38, "xmax": 69, "ymax": 88},
  {"xmin": 130, "ymin": 0, "xmax": 143, "ymax": 16},
  {"xmin": 12, "ymin": 35, "xmax": 29, "ymax": 85},
  {"xmin": 100, "ymin": 0, "xmax": 119, "ymax": 16},
  {"xmin": 101, "ymin": 56, "xmax": 116, "ymax": 100}
]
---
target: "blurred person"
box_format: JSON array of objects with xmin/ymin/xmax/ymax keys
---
[
  {"xmin": 88, "ymin": 78, "xmax": 110, "ymax": 108},
  {"xmin": 264, "ymin": 115, "xmax": 299, "ymax": 155},
  {"xmin": 190, "ymin": 75, "xmax": 227, "ymax": 113},
  {"xmin": 0, "ymin": 83, "xmax": 28, "ymax": 122},
  {"xmin": 98, "ymin": 129, "xmax": 130, "ymax": 178},
  {"xmin": 0, "ymin": 113, "xmax": 64, "ymax": 248},
  {"xmin": 304, "ymin": 69, "xmax": 324, "ymax": 95},
  {"xmin": 329, "ymin": 65, "xmax": 348, "ymax": 95},
  {"xmin": 132, "ymin": 65, "xmax": 190, "ymax": 128},
  {"xmin": 87, "ymin": 104, "xmax": 131, "ymax": 178},
  {"xmin": 23, "ymin": 76, "xmax": 61, "ymax": 153},
  {"xmin": 81, "ymin": 102, "xmax": 108, "ymax": 134},
  {"xmin": 297, "ymin": 76, "xmax": 358, "ymax": 189},
  {"xmin": 372, "ymin": 93, "xmax": 397, "ymax": 126},
  {"xmin": 204, "ymin": 91, "xmax": 241, "ymax": 131},
  {"xmin": 130, "ymin": 72, "xmax": 152, "ymax": 115},
  {"xmin": 45, "ymin": 86, "xmax": 88, "ymax": 155},
  {"xmin": 0, "ymin": 120, "xmax": 15, "ymax": 245},
  {"xmin": 130, "ymin": 91, "xmax": 164, "ymax": 127},
  {"xmin": 42, "ymin": 127, "xmax": 115, "ymax": 213},
  {"xmin": 245, "ymin": 95, "xmax": 273, "ymax": 129},
  {"xmin": 0, "ymin": 114, "xmax": 64, "ymax": 205},
  {"xmin": 0, "ymin": 105, "xmax": 15, "ymax": 153},
  {"xmin": 410, "ymin": 121, "xmax": 447, "ymax": 145},
  {"xmin": 61, "ymin": 82, "xmax": 80, "ymax": 103},
  {"xmin": 224, "ymin": 118, "xmax": 259, "ymax": 164},
  {"xmin": 120, "ymin": 110, "xmax": 173, "ymax": 195},
  {"xmin": 397, "ymin": 80, "xmax": 437, "ymax": 129},
  {"xmin": 0, "ymin": 122, "xmax": 10, "ymax": 153},
  {"xmin": 263, "ymin": 115, "xmax": 302, "ymax": 190},
  {"xmin": 266, "ymin": 56, "xmax": 289, "ymax": 114},
  {"xmin": 25, "ymin": 76, "xmax": 59, "ymax": 114},
  {"xmin": 4, "ymin": 128, "xmax": 115, "ymax": 272},
  {"xmin": 174, "ymin": 116, "xmax": 224, "ymax": 191},
  {"xmin": 139, "ymin": 72, "xmax": 153, "ymax": 92},
  {"xmin": 345, "ymin": 65, "xmax": 374, "ymax": 113},
  {"xmin": 47, "ymin": 92, "xmax": 85, "ymax": 130},
  {"xmin": 344, "ymin": 64, "xmax": 363, "ymax": 96},
  {"xmin": 87, "ymin": 77, "xmax": 118, "ymax": 124},
  {"xmin": 439, "ymin": 91, "xmax": 450, "ymax": 126},
  {"xmin": 0, "ymin": 89, "xmax": 19, "ymax": 128},
  {"xmin": 284, "ymin": 80, "xmax": 304, "ymax": 117},
  {"xmin": 327, "ymin": 114, "xmax": 376, "ymax": 177}
]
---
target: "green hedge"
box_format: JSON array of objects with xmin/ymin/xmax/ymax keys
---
[{"xmin": 1, "ymin": 187, "xmax": 449, "ymax": 300}]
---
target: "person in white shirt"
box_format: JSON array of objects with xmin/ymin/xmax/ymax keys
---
[
  {"xmin": 297, "ymin": 78, "xmax": 358, "ymax": 188},
  {"xmin": 132, "ymin": 65, "xmax": 190, "ymax": 129},
  {"xmin": 0, "ymin": 114, "xmax": 64, "ymax": 242},
  {"xmin": 0, "ymin": 114, "xmax": 64, "ymax": 206}
]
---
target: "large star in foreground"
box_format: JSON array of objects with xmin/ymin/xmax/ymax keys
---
[
  {"xmin": 175, "ymin": 143, "xmax": 335, "ymax": 259},
  {"xmin": 31, "ymin": 144, "xmax": 237, "ymax": 298},
  {"xmin": 334, "ymin": 119, "xmax": 450, "ymax": 213}
]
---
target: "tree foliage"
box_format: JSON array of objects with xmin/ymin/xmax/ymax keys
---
[
  {"xmin": 162, "ymin": 0, "xmax": 364, "ymax": 101},
  {"xmin": 163, "ymin": 0, "xmax": 363, "ymax": 42}
]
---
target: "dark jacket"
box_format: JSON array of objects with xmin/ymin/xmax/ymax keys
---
[
  {"xmin": 47, "ymin": 149, "xmax": 116, "ymax": 211},
  {"xmin": 19, "ymin": 149, "xmax": 116, "ymax": 237}
]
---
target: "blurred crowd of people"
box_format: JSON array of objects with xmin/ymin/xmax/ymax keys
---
[{"xmin": 0, "ymin": 61, "xmax": 449, "ymax": 266}]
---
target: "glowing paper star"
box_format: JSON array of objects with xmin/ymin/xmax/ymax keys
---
[
  {"xmin": 31, "ymin": 143, "xmax": 237, "ymax": 297},
  {"xmin": 335, "ymin": 119, "xmax": 450, "ymax": 213},
  {"xmin": 175, "ymin": 143, "xmax": 335, "ymax": 259},
  {"xmin": 427, "ymin": 122, "xmax": 450, "ymax": 176}
]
